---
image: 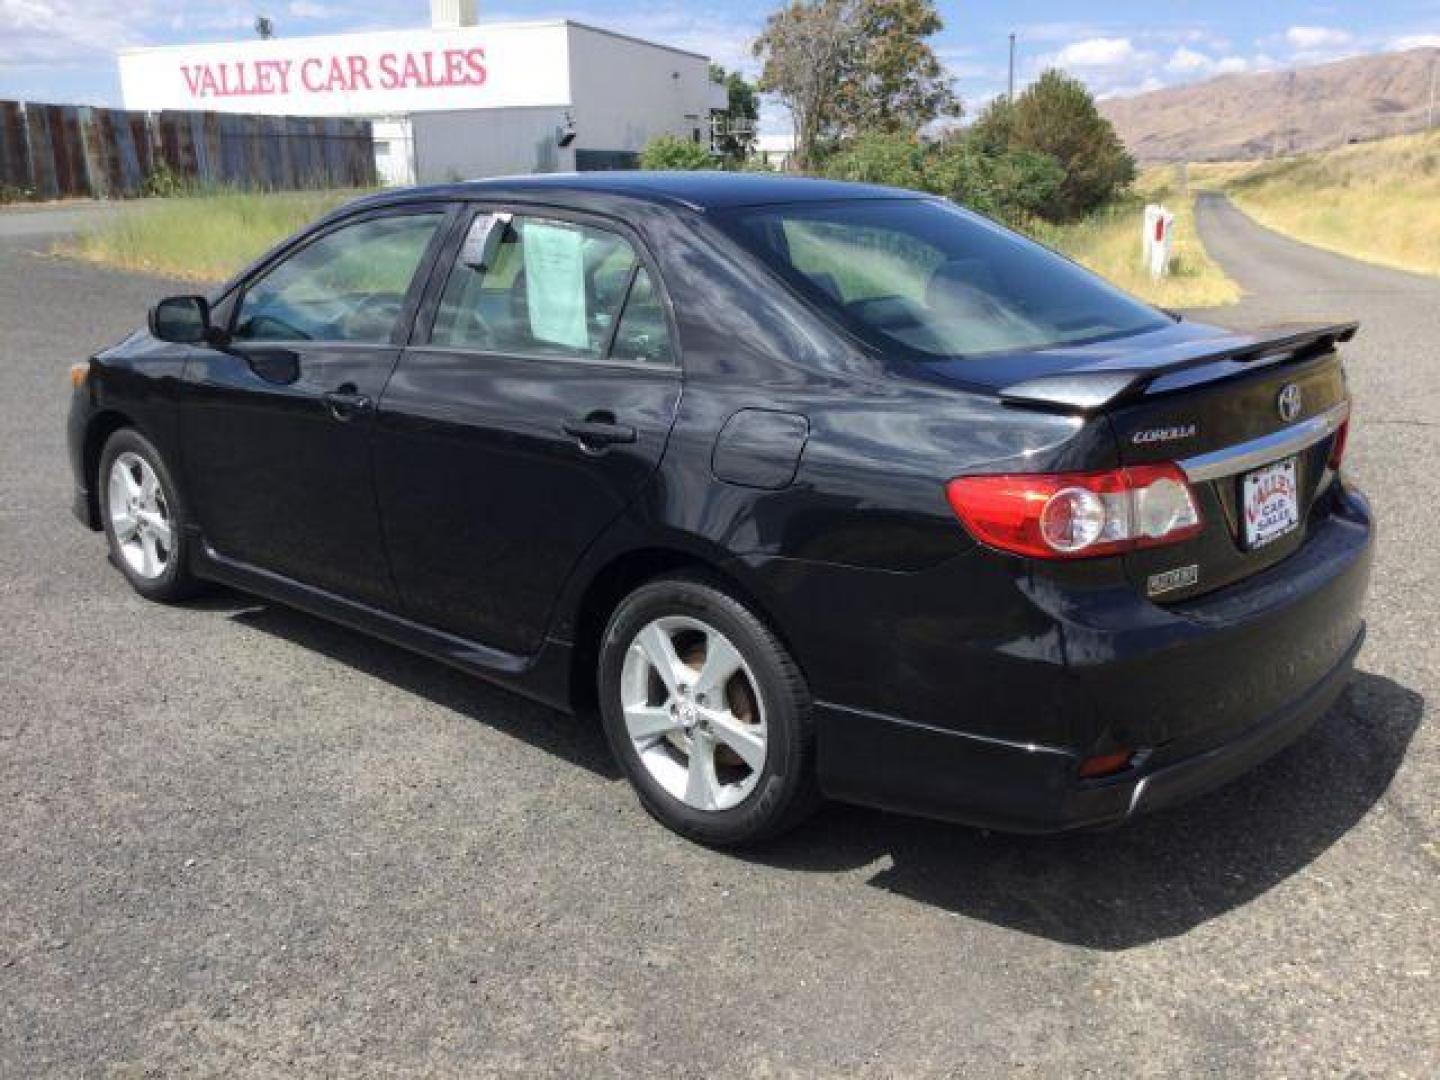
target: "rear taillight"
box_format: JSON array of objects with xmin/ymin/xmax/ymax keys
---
[
  {"xmin": 1328, "ymin": 418, "xmax": 1349, "ymax": 471},
  {"xmin": 945, "ymin": 464, "xmax": 1202, "ymax": 559}
]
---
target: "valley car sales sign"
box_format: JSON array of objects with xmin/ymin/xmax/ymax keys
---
[{"xmin": 118, "ymin": 24, "xmax": 572, "ymax": 116}]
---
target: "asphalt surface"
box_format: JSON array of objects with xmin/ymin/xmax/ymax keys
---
[{"xmin": 0, "ymin": 197, "xmax": 1434, "ymax": 1077}]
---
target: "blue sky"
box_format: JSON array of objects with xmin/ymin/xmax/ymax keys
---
[{"xmin": 2, "ymin": 0, "xmax": 1437, "ymax": 133}]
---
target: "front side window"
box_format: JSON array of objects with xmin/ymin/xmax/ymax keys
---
[
  {"xmin": 233, "ymin": 212, "xmax": 444, "ymax": 344},
  {"xmin": 716, "ymin": 198, "xmax": 1168, "ymax": 361},
  {"xmin": 430, "ymin": 215, "xmax": 672, "ymax": 364}
]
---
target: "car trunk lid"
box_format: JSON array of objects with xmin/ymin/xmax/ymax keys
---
[{"xmin": 928, "ymin": 320, "xmax": 1356, "ymax": 600}]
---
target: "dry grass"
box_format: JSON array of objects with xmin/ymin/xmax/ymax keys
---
[
  {"xmin": 58, "ymin": 189, "xmax": 372, "ymax": 282},
  {"xmin": 1194, "ymin": 130, "xmax": 1440, "ymax": 276},
  {"xmin": 1033, "ymin": 167, "xmax": 1241, "ymax": 309}
]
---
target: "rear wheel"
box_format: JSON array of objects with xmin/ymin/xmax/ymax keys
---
[
  {"xmin": 99, "ymin": 428, "xmax": 201, "ymax": 602},
  {"xmin": 598, "ymin": 575, "xmax": 818, "ymax": 846}
]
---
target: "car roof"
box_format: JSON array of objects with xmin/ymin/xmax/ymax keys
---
[{"xmin": 347, "ymin": 171, "xmax": 928, "ymax": 214}]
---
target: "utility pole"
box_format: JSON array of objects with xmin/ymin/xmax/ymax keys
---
[
  {"xmin": 1429, "ymin": 50, "xmax": 1437, "ymax": 130},
  {"xmin": 1008, "ymin": 33, "xmax": 1016, "ymax": 104}
]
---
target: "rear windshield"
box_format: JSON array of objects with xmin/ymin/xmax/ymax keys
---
[{"xmin": 715, "ymin": 198, "xmax": 1168, "ymax": 361}]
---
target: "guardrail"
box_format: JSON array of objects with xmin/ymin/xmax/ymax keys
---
[{"xmin": 0, "ymin": 100, "xmax": 375, "ymax": 199}]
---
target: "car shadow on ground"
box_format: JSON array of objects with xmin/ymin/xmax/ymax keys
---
[
  {"xmin": 752, "ymin": 670, "xmax": 1422, "ymax": 950},
  {"xmin": 204, "ymin": 588, "xmax": 1420, "ymax": 951},
  {"xmin": 209, "ymin": 592, "xmax": 624, "ymax": 782}
]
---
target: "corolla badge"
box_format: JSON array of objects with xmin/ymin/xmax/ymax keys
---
[
  {"xmin": 1132, "ymin": 423, "xmax": 1198, "ymax": 445},
  {"xmin": 1277, "ymin": 383, "xmax": 1303, "ymax": 422}
]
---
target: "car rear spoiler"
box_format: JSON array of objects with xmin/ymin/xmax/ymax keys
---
[{"xmin": 999, "ymin": 322, "xmax": 1359, "ymax": 413}]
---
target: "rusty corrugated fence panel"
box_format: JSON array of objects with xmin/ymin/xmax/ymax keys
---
[
  {"xmin": 109, "ymin": 113, "xmax": 143, "ymax": 194},
  {"xmin": 24, "ymin": 106, "xmax": 57, "ymax": 198},
  {"xmin": 1, "ymin": 99, "xmax": 372, "ymax": 197},
  {"xmin": 50, "ymin": 105, "xmax": 89, "ymax": 196},
  {"xmin": 200, "ymin": 112, "xmax": 222, "ymax": 186},
  {"xmin": 78, "ymin": 107, "xmax": 108, "ymax": 198},
  {"xmin": 0, "ymin": 101, "xmax": 32, "ymax": 192}
]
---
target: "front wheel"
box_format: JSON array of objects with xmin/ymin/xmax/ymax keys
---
[
  {"xmin": 598, "ymin": 575, "xmax": 819, "ymax": 846},
  {"xmin": 98, "ymin": 428, "xmax": 201, "ymax": 602}
]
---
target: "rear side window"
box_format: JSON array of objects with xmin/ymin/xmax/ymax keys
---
[
  {"xmin": 716, "ymin": 199, "xmax": 1167, "ymax": 360},
  {"xmin": 233, "ymin": 213, "xmax": 443, "ymax": 344},
  {"xmin": 609, "ymin": 268, "xmax": 673, "ymax": 366},
  {"xmin": 430, "ymin": 215, "xmax": 673, "ymax": 364}
]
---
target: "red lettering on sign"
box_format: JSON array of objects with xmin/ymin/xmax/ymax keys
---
[
  {"xmin": 465, "ymin": 47, "xmax": 487, "ymax": 85},
  {"xmin": 175, "ymin": 44, "xmax": 491, "ymax": 99},
  {"xmin": 347, "ymin": 54, "xmax": 372, "ymax": 91},
  {"xmin": 301, "ymin": 57, "xmax": 325, "ymax": 92}
]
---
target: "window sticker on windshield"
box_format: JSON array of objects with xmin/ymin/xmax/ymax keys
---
[{"xmin": 523, "ymin": 221, "xmax": 588, "ymax": 349}]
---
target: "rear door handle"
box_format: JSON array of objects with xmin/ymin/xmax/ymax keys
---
[
  {"xmin": 563, "ymin": 418, "xmax": 637, "ymax": 449},
  {"xmin": 323, "ymin": 386, "xmax": 374, "ymax": 421}
]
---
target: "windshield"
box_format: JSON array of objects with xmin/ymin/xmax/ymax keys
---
[{"xmin": 716, "ymin": 198, "xmax": 1168, "ymax": 361}]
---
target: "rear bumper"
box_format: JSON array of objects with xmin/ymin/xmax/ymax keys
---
[
  {"xmin": 772, "ymin": 483, "xmax": 1373, "ymax": 832},
  {"xmin": 813, "ymin": 624, "xmax": 1361, "ymax": 832}
]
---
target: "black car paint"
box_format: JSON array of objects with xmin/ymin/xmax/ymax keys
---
[{"xmin": 67, "ymin": 173, "xmax": 1373, "ymax": 832}]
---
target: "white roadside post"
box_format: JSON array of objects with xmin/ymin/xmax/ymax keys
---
[{"xmin": 1143, "ymin": 203, "xmax": 1175, "ymax": 280}]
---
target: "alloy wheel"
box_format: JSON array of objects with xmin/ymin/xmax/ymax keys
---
[
  {"xmin": 107, "ymin": 451, "xmax": 174, "ymax": 580},
  {"xmin": 619, "ymin": 615, "xmax": 768, "ymax": 811}
]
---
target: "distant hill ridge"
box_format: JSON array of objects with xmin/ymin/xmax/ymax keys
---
[{"xmin": 1099, "ymin": 47, "xmax": 1439, "ymax": 163}]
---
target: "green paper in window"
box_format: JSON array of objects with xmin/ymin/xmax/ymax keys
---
[{"xmin": 524, "ymin": 221, "xmax": 588, "ymax": 349}]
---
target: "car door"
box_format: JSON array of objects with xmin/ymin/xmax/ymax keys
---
[
  {"xmin": 181, "ymin": 204, "xmax": 452, "ymax": 608},
  {"xmin": 374, "ymin": 205, "xmax": 682, "ymax": 655}
]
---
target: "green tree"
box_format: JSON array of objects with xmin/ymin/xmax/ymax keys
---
[
  {"xmin": 831, "ymin": 0, "xmax": 961, "ymax": 136},
  {"xmin": 754, "ymin": 0, "xmax": 958, "ymax": 168},
  {"xmin": 639, "ymin": 135, "xmax": 715, "ymax": 171},
  {"xmin": 709, "ymin": 63, "xmax": 760, "ymax": 163},
  {"xmin": 963, "ymin": 95, "xmax": 1014, "ymax": 156},
  {"xmin": 1004, "ymin": 70, "xmax": 1135, "ymax": 220}
]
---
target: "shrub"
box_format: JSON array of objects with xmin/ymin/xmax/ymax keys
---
[
  {"xmin": 142, "ymin": 164, "xmax": 190, "ymax": 198},
  {"xmin": 819, "ymin": 132, "xmax": 1066, "ymax": 227},
  {"xmin": 819, "ymin": 132, "xmax": 936, "ymax": 192},
  {"xmin": 640, "ymin": 136, "xmax": 716, "ymax": 171}
]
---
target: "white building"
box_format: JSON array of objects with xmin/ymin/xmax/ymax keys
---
[{"xmin": 116, "ymin": 0, "xmax": 728, "ymax": 185}]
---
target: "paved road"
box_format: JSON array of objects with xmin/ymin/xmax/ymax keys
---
[{"xmin": 0, "ymin": 201, "xmax": 1434, "ymax": 1077}]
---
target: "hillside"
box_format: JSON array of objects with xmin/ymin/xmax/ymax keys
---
[{"xmin": 1100, "ymin": 48, "xmax": 1439, "ymax": 163}]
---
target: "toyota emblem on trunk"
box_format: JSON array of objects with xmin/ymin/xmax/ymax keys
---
[{"xmin": 1277, "ymin": 383, "xmax": 1303, "ymax": 422}]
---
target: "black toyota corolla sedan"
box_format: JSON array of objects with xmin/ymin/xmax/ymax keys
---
[{"xmin": 66, "ymin": 173, "xmax": 1372, "ymax": 845}]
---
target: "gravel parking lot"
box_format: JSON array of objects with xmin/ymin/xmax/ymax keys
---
[{"xmin": 0, "ymin": 198, "xmax": 1434, "ymax": 1076}]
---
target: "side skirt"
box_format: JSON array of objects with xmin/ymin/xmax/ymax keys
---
[{"xmin": 190, "ymin": 542, "xmax": 576, "ymax": 714}]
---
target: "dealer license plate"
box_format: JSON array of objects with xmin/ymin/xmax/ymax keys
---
[{"xmin": 1242, "ymin": 457, "xmax": 1300, "ymax": 549}]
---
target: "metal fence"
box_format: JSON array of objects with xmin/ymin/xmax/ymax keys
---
[{"xmin": 0, "ymin": 101, "xmax": 374, "ymax": 199}]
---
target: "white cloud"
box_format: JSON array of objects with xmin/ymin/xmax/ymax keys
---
[
  {"xmin": 1052, "ymin": 36, "xmax": 1138, "ymax": 69},
  {"xmin": 1284, "ymin": 26, "xmax": 1353, "ymax": 51},
  {"xmin": 1390, "ymin": 33, "xmax": 1440, "ymax": 51},
  {"xmin": 1164, "ymin": 47, "xmax": 1251, "ymax": 77},
  {"xmin": 288, "ymin": 1, "xmax": 341, "ymax": 18},
  {"xmin": 1097, "ymin": 75, "xmax": 1164, "ymax": 100},
  {"xmin": 0, "ymin": 0, "xmax": 144, "ymax": 67},
  {"xmin": 1166, "ymin": 46, "xmax": 1212, "ymax": 74}
]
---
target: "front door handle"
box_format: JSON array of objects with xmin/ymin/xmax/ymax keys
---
[
  {"xmin": 323, "ymin": 386, "xmax": 374, "ymax": 421},
  {"xmin": 563, "ymin": 417, "xmax": 637, "ymax": 450}
]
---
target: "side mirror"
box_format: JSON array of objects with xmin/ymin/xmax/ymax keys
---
[{"xmin": 149, "ymin": 295, "xmax": 217, "ymax": 345}]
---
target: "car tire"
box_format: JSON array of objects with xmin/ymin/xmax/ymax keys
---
[
  {"xmin": 598, "ymin": 573, "xmax": 820, "ymax": 846},
  {"xmin": 98, "ymin": 428, "xmax": 202, "ymax": 603}
]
